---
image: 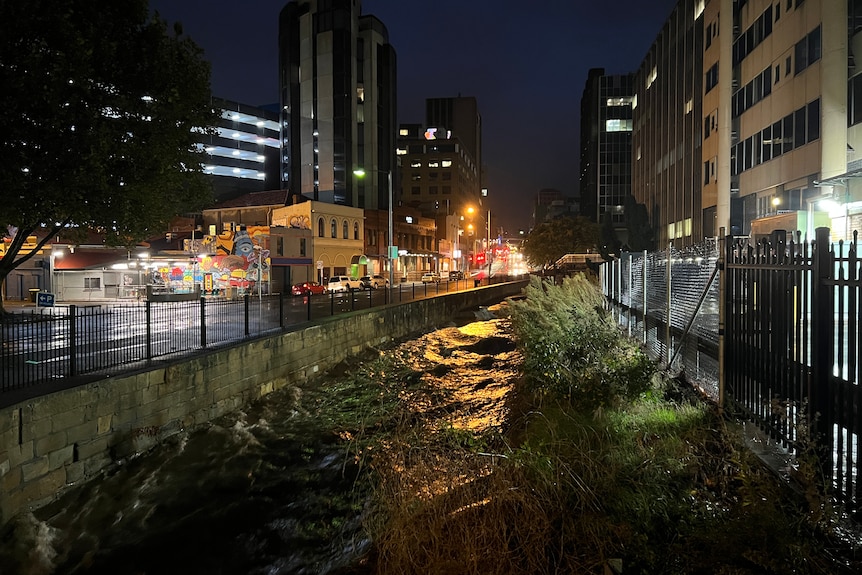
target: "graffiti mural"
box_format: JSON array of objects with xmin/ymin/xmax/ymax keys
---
[{"xmin": 155, "ymin": 227, "xmax": 271, "ymax": 295}]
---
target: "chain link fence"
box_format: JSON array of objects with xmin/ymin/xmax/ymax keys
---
[{"xmin": 601, "ymin": 239, "xmax": 721, "ymax": 401}]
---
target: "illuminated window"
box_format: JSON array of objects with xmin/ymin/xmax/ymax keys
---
[
  {"xmin": 605, "ymin": 97, "xmax": 632, "ymax": 107},
  {"xmin": 428, "ymin": 159, "xmax": 439, "ymax": 168},
  {"xmin": 441, "ymin": 159, "xmax": 452, "ymax": 167},
  {"xmin": 411, "ymin": 159, "xmax": 422, "ymax": 168},
  {"xmin": 646, "ymin": 66, "xmax": 657, "ymax": 89},
  {"xmin": 605, "ymin": 119, "xmax": 632, "ymax": 132}
]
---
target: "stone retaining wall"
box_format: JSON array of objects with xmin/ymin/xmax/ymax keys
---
[{"xmin": 0, "ymin": 282, "xmax": 526, "ymax": 526}]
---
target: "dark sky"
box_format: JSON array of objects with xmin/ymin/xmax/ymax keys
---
[{"xmin": 149, "ymin": 0, "xmax": 678, "ymax": 233}]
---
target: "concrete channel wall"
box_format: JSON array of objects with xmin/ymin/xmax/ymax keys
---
[{"xmin": 0, "ymin": 282, "xmax": 527, "ymax": 526}]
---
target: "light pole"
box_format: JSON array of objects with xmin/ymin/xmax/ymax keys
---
[
  {"xmin": 387, "ymin": 170, "xmax": 394, "ymax": 290},
  {"xmin": 486, "ymin": 208, "xmax": 492, "ymax": 281},
  {"xmin": 354, "ymin": 167, "xmax": 395, "ymax": 290}
]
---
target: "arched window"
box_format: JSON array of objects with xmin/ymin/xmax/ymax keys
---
[
  {"xmin": 353, "ymin": 222, "xmax": 359, "ymax": 240},
  {"xmin": 342, "ymin": 220, "xmax": 348, "ymax": 239},
  {"xmin": 318, "ymin": 217, "xmax": 325, "ymax": 237},
  {"xmin": 330, "ymin": 218, "xmax": 337, "ymax": 238}
]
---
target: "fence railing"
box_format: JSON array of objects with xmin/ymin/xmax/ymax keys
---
[
  {"xmin": 601, "ymin": 240, "xmax": 721, "ymax": 400},
  {"xmin": 602, "ymin": 227, "xmax": 862, "ymax": 514},
  {"xmin": 1, "ymin": 277, "xmax": 503, "ymax": 397}
]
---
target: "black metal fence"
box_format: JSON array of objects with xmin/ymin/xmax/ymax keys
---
[
  {"xmin": 1, "ymin": 278, "xmax": 497, "ymax": 395},
  {"xmin": 725, "ymin": 227, "xmax": 862, "ymax": 513},
  {"xmin": 602, "ymin": 227, "xmax": 862, "ymax": 513}
]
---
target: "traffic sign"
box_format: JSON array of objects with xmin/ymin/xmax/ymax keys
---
[
  {"xmin": 37, "ymin": 292, "xmax": 55, "ymax": 307},
  {"xmin": 317, "ymin": 260, "xmax": 323, "ymax": 270}
]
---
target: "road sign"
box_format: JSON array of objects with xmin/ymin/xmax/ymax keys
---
[
  {"xmin": 37, "ymin": 292, "xmax": 55, "ymax": 307},
  {"xmin": 317, "ymin": 260, "xmax": 323, "ymax": 270}
]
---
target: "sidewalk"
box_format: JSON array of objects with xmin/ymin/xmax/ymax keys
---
[{"xmin": 3, "ymin": 298, "xmax": 121, "ymax": 314}]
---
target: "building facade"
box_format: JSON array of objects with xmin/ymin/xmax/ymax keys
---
[
  {"xmin": 579, "ymin": 69, "xmax": 635, "ymax": 243},
  {"xmin": 631, "ymin": 0, "xmax": 705, "ymax": 248},
  {"xmin": 278, "ymin": 0, "xmax": 397, "ymax": 211},
  {"xmin": 632, "ymin": 0, "xmax": 862, "ymax": 246},
  {"xmin": 202, "ymin": 98, "xmax": 281, "ymax": 202}
]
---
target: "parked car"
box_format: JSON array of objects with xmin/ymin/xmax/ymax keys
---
[
  {"xmin": 360, "ymin": 275, "xmax": 390, "ymax": 289},
  {"xmin": 291, "ymin": 281, "xmax": 326, "ymax": 296},
  {"xmin": 421, "ymin": 272, "xmax": 441, "ymax": 284},
  {"xmin": 447, "ymin": 270, "xmax": 464, "ymax": 281},
  {"xmin": 326, "ymin": 275, "xmax": 362, "ymax": 292}
]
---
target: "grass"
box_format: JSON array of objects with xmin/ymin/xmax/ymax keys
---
[{"xmin": 325, "ymin": 274, "xmax": 860, "ymax": 574}]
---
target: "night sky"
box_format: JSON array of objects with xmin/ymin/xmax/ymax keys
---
[{"xmin": 148, "ymin": 0, "xmax": 678, "ymax": 233}]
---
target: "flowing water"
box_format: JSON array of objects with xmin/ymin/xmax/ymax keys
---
[{"xmin": 0, "ymin": 304, "xmax": 521, "ymax": 575}]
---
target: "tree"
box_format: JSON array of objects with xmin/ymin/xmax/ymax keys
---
[
  {"xmin": 623, "ymin": 195, "xmax": 656, "ymax": 252},
  {"xmin": 599, "ymin": 216, "xmax": 621, "ymax": 261},
  {"xmin": 522, "ymin": 216, "xmax": 599, "ymax": 270},
  {"xmin": 0, "ymin": 0, "xmax": 218, "ymax": 313}
]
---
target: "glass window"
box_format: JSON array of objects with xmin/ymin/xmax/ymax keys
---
[
  {"xmin": 807, "ymin": 99, "xmax": 820, "ymax": 143},
  {"xmin": 808, "ymin": 26, "xmax": 821, "ymax": 65},
  {"xmin": 318, "ymin": 217, "xmax": 325, "ymax": 237},
  {"xmin": 343, "ymin": 220, "xmax": 348, "ymax": 239},
  {"xmin": 331, "ymin": 218, "xmax": 337, "ymax": 238},
  {"xmin": 772, "ymin": 120, "xmax": 783, "ymax": 158},
  {"xmin": 354, "ymin": 222, "xmax": 360, "ymax": 240},
  {"xmin": 762, "ymin": 125, "xmax": 772, "ymax": 162},
  {"xmin": 783, "ymin": 114, "xmax": 794, "ymax": 153},
  {"xmin": 794, "ymin": 108, "xmax": 806, "ymax": 148}
]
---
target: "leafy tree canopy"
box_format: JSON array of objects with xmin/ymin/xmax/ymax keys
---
[
  {"xmin": 0, "ymin": 0, "xmax": 217, "ymax": 305},
  {"xmin": 623, "ymin": 195, "xmax": 656, "ymax": 252},
  {"xmin": 522, "ymin": 216, "xmax": 599, "ymax": 269}
]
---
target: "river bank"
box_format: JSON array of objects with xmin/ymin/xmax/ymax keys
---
[{"xmin": 0, "ymin": 302, "xmax": 520, "ymax": 575}]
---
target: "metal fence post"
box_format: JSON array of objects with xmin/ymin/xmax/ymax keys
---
[
  {"xmin": 627, "ymin": 253, "xmax": 633, "ymax": 339},
  {"xmin": 718, "ymin": 228, "xmax": 727, "ymax": 412},
  {"xmin": 145, "ymin": 300, "xmax": 152, "ymax": 360},
  {"xmin": 244, "ymin": 293, "xmax": 250, "ymax": 336},
  {"xmin": 200, "ymin": 297, "xmax": 207, "ymax": 348},
  {"xmin": 811, "ymin": 226, "xmax": 834, "ymax": 478},
  {"xmin": 666, "ymin": 242, "xmax": 673, "ymax": 365},
  {"xmin": 642, "ymin": 250, "xmax": 648, "ymax": 346},
  {"xmin": 69, "ymin": 305, "xmax": 78, "ymax": 377}
]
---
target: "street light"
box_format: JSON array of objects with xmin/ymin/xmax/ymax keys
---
[{"xmin": 354, "ymin": 168, "xmax": 395, "ymax": 291}]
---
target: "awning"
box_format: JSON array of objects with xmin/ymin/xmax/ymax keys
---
[
  {"xmin": 53, "ymin": 249, "xmax": 129, "ymax": 270},
  {"xmin": 816, "ymin": 158, "xmax": 862, "ymax": 185}
]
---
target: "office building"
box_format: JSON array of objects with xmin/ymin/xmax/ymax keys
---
[
  {"xmin": 580, "ymin": 69, "xmax": 634, "ymax": 245},
  {"xmin": 632, "ymin": 0, "xmax": 860, "ymax": 246},
  {"xmin": 278, "ymin": 0, "xmax": 397, "ymax": 211},
  {"xmin": 202, "ymin": 98, "xmax": 281, "ymax": 202}
]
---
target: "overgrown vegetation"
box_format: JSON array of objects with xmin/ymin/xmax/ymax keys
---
[{"xmin": 349, "ymin": 274, "xmax": 858, "ymax": 575}]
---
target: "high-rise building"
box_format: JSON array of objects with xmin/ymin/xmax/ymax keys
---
[
  {"xmin": 200, "ymin": 98, "xmax": 281, "ymax": 202},
  {"xmin": 425, "ymin": 96, "xmax": 482, "ymax": 178},
  {"xmin": 631, "ymin": 1, "xmax": 704, "ymax": 248},
  {"xmin": 633, "ymin": 0, "xmax": 858, "ymax": 247},
  {"xmin": 278, "ymin": 0, "xmax": 396, "ymax": 211},
  {"xmin": 579, "ymin": 69, "xmax": 634, "ymax": 244}
]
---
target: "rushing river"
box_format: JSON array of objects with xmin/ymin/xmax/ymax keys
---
[{"xmin": 0, "ymin": 304, "xmax": 520, "ymax": 575}]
